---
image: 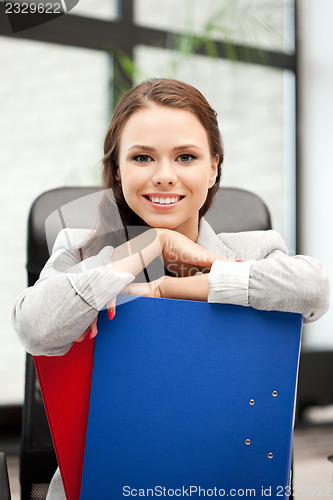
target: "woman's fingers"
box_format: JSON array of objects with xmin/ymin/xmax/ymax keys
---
[
  {"xmin": 122, "ymin": 279, "xmax": 163, "ymax": 299},
  {"xmin": 106, "ymin": 296, "xmax": 117, "ymax": 320},
  {"xmin": 161, "ymin": 230, "xmax": 228, "ymax": 271},
  {"xmin": 75, "ymin": 297, "xmax": 117, "ymax": 345},
  {"xmin": 75, "ymin": 331, "xmax": 88, "ymax": 343},
  {"xmin": 89, "ymin": 316, "xmax": 98, "ymax": 339},
  {"xmin": 75, "ymin": 294, "xmax": 122, "ymax": 344},
  {"xmin": 75, "ymin": 315, "xmax": 98, "ymax": 342}
]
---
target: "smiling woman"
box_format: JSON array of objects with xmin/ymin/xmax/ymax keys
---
[{"xmin": 12, "ymin": 78, "xmax": 329, "ymax": 500}]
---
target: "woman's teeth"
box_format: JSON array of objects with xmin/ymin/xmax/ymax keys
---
[{"xmin": 148, "ymin": 196, "xmax": 181, "ymax": 205}]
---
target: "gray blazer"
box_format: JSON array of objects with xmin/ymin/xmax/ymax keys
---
[{"xmin": 12, "ymin": 218, "xmax": 329, "ymax": 358}]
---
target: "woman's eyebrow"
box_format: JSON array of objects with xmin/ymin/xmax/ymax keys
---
[
  {"xmin": 173, "ymin": 144, "xmax": 202, "ymax": 151},
  {"xmin": 128, "ymin": 145, "xmax": 155, "ymax": 152},
  {"xmin": 127, "ymin": 144, "xmax": 202, "ymax": 152}
]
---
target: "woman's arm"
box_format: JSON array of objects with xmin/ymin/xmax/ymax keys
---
[
  {"xmin": 126, "ymin": 230, "xmax": 329, "ymax": 324},
  {"xmin": 207, "ymin": 232, "xmax": 329, "ymax": 323},
  {"xmin": 123, "ymin": 273, "xmax": 210, "ymax": 302},
  {"xmin": 12, "ymin": 227, "xmax": 222, "ymax": 355},
  {"xmin": 249, "ymin": 251, "xmax": 329, "ymax": 322},
  {"xmin": 13, "ymin": 228, "xmax": 171, "ymax": 355},
  {"xmin": 12, "ymin": 229, "xmax": 136, "ymax": 356}
]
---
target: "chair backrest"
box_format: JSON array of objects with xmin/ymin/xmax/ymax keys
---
[
  {"xmin": 21, "ymin": 186, "xmax": 271, "ymax": 500},
  {"xmin": 205, "ymin": 187, "xmax": 271, "ymax": 233}
]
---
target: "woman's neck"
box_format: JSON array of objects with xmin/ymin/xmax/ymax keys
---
[{"xmin": 172, "ymin": 215, "xmax": 200, "ymax": 243}]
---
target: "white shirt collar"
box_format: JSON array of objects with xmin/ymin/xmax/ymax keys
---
[{"xmin": 197, "ymin": 218, "xmax": 236, "ymax": 260}]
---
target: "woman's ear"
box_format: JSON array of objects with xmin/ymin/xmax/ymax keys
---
[
  {"xmin": 208, "ymin": 155, "xmax": 219, "ymax": 188},
  {"xmin": 115, "ymin": 168, "xmax": 121, "ymax": 182}
]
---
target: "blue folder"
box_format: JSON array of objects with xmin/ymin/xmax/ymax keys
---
[{"xmin": 80, "ymin": 297, "xmax": 302, "ymax": 499}]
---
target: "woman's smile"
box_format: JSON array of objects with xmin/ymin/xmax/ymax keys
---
[{"xmin": 143, "ymin": 193, "xmax": 185, "ymax": 209}]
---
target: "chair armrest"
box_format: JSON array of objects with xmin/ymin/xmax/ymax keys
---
[{"xmin": 0, "ymin": 453, "xmax": 11, "ymax": 500}]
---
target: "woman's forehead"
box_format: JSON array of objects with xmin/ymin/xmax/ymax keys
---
[{"xmin": 120, "ymin": 105, "xmax": 209, "ymax": 149}]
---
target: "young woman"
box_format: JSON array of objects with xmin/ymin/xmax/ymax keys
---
[{"xmin": 12, "ymin": 78, "xmax": 329, "ymax": 499}]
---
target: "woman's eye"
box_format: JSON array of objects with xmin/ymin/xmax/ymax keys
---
[
  {"xmin": 132, "ymin": 155, "xmax": 153, "ymax": 164},
  {"xmin": 178, "ymin": 154, "xmax": 197, "ymax": 163}
]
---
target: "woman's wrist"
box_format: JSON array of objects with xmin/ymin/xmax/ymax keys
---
[
  {"xmin": 160, "ymin": 274, "xmax": 209, "ymax": 301},
  {"xmin": 112, "ymin": 229, "xmax": 162, "ymax": 276},
  {"xmin": 155, "ymin": 227, "xmax": 169, "ymax": 252}
]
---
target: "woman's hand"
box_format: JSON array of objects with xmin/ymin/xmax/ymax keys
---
[
  {"xmin": 75, "ymin": 274, "xmax": 209, "ymax": 343},
  {"xmin": 75, "ymin": 315, "xmax": 99, "ymax": 342},
  {"xmin": 111, "ymin": 227, "xmax": 229, "ymax": 278},
  {"xmin": 122, "ymin": 273, "xmax": 210, "ymax": 302},
  {"xmin": 75, "ymin": 296, "xmax": 117, "ymax": 342},
  {"xmin": 121, "ymin": 277, "xmax": 165, "ymax": 299},
  {"xmin": 79, "ymin": 229, "xmax": 232, "ymax": 336},
  {"xmin": 156, "ymin": 228, "xmax": 230, "ymax": 277}
]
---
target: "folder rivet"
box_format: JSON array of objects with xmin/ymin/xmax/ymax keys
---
[
  {"xmin": 272, "ymin": 391, "xmax": 278, "ymax": 397},
  {"xmin": 268, "ymin": 453, "xmax": 273, "ymax": 459},
  {"xmin": 249, "ymin": 399, "xmax": 255, "ymax": 405},
  {"xmin": 245, "ymin": 439, "xmax": 251, "ymax": 445}
]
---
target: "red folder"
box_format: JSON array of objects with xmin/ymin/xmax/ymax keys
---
[{"xmin": 33, "ymin": 337, "xmax": 94, "ymax": 500}]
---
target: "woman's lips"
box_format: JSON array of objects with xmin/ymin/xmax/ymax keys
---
[{"xmin": 143, "ymin": 194, "xmax": 184, "ymax": 209}]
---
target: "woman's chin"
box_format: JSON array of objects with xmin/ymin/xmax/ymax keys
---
[{"xmin": 140, "ymin": 216, "xmax": 180, "ymax": 230}]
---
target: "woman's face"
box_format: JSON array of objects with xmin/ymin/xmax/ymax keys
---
[{"xmin": 117, "ymin": 104, "xmax": 218, "ymax": 241}]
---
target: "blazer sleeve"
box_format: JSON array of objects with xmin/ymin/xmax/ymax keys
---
[
  {"xmin": 207, "ymin": 230, "xmax": 329, "ymax": 323},
  {"xmin": 12, "ymin": 228, "xmax": 134, "ymax": 356},
  {"xmin": 248, "ymin": 249, "xmax": 329, "ymax": 322}
]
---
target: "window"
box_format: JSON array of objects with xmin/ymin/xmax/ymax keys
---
[{"xmin": 0, "ymin": 0, "xmax": 296, "ymax": 404}]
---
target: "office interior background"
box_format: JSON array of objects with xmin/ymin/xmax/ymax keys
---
[{"xmin": 0, "ymin": 0, "xmax": 332, "ymax": 493}]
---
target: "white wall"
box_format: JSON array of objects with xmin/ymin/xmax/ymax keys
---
[
  {"xmin": 0, "ymin": 38, "xmax": 109, "ymax": 404},
  {"xmin": 298, "ymin": 0, "xmax": 333, "ymax": 348}
]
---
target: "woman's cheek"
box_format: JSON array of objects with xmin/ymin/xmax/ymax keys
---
[{"xmin": 120, "ymin": 174, "xmax": 139, "ymax": 207}]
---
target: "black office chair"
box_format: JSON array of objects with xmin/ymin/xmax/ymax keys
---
[{"xmin": 20, "ymin": 185, "xmax": 272, "ymax": 500}]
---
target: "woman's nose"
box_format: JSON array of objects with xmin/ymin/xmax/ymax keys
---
[{"xmin": 152, "ymin": 161, "xmax": 177, "ymax": 186}]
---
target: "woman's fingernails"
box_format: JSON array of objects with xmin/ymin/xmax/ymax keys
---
[
  {"xmin": 108, "ymin": 309, "xmax": 115, "ymax": 320},
  {"xmin": 88, "ymin": 330, "xmax": 95, "ymax": 340}
]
